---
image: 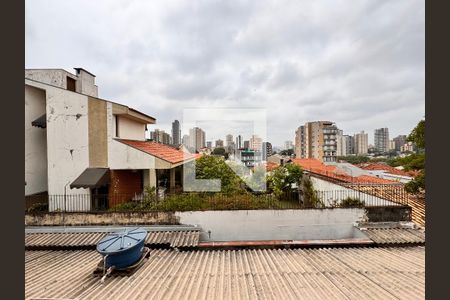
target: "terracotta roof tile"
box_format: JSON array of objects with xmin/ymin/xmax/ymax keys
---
[
  {"xmin": 358, "ymin": 163, "xmax": 416, "ymax": 177},
  {"xmin": 117, "ymin": 139, "xmax": 195, "ymax": 164},
  {"xmin": 292, "ymin": 159, "xmax": 396, "ymax": 184}
]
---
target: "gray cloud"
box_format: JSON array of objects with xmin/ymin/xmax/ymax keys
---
[{"xmin": 25, "ymin": 0, "xmax": 424, "ymax": 146}]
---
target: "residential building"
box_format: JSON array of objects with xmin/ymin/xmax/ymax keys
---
[
  {"xmin": 206, "ymin": 141, "xmax": 212, "ymax": 149},
  {"xmin": 182, "ymin": 134, "xmax": 190, "ymax": 147},
  {"xmin": 25, "ymin": 68, "xmax": 195, "ymax": 211},
  {"xmin": 235, "ymin": 135, "xmax": 242, "ymax": 149},
  {"xmin": 336, "ymin": 129, "xmax": 347, "ymax": 157},
  {"xmin": 344, "ymin": 135, "xmax": 354, "ymax": 155},
  {"xmin": 374, "ymin": 128, "xmax": 390, "ymax": 153},
  {"xmin": 171, "ymin": 120, "xmax": 181, "ymax": 146},
  {"xmin": 249, "ymin": 134, "xmax": 263, "ymax": 151},
  {"xmin": 215, "ymin": 139, "xmax": 224, "ymax": 148},
  {"xmin": 284, "ymin": 140, "xmax": 294, "ymax": 150},
  {"xmin": 150, "ymin": 129, "xmax": 171, "ymax": 145},
  {"xmin": 243, "ymin": 140, "xmax": 250, "ymax": 149},
  {"xmin": 401, "ymin": 141, "xmax": 415, "ymax": 153},
  {"xmin": 294, "ymin": 121, "xmax": 338, "ymax": 162},
  {"xmin": 188, "ymin": 127, "xmax": 205, "ymax": 152},
  {"xmin": 225, "ymin": 134, "xmax": 234, "ymax": 153},
  {"xmin": 393, "ymin": 135, "xmax": 407, "ymax": 151},
  {"xmin": 354, "ymin": 131, "xmax": 368, "ymax": 155},
  {"xmin": 389, "ymin": 140, "xmax": 396, "ymax": 151},
  {"xmin": 262, "ymin": 142, "xmax": 273, "ymax": 161},
  {"xmin": 235, "ymin": 149, "xmax": 262, "ymax": 168}
]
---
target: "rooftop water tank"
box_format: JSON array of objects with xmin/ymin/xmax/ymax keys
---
[{"xmin": 96, "ymin": 227, "xmax": 147, "ymax": 269}]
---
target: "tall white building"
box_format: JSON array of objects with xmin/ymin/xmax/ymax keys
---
[
  {"xmin": 249, "ymin": 135, "xmax": 263, "ymax": 151},
  {"xmin": 188, "ymin": 127, "xmax": 205, "ymax": 152},
  {"xmin": 354, "ymin": 131, "xmax": 369, "ymax": 155}
]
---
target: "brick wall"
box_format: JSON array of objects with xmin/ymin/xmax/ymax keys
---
[{"xmin": 108, "ymin": 170, "xmax": 143, "ymax": 207}]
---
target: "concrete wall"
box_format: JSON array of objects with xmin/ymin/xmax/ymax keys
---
[
  {"xmin": 25, "ymin": 85, "xmax": 48, "ymax": 195},
  {"xmin": 25, "ymin": 69, "xmax": 75, "ymax": 90},
  {"xmin": 25, "ymin": 211, "xmax": 179, "ymax": 226},
  {"xmin": 176, "ymin": 209, "xmax": 367, "ymax": 242},
  {"xmin": 109, "ymin": 139, "xmax": 157, "ymax": 169},
  {"xmin": 88, "ymin": 97, "xmax": 108, "ymax": 167},
  {"xmin": 117, "ymin": 116, "xmax": 146, "ymax": 141},
  {"xmin": 310, "ymin": 176, "xmax": 398, "ymax": 206}
]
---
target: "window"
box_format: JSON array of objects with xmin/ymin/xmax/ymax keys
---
[
  {"xmin": 114, "ymin": 115, "xmax": 119, "ymax": 138},
  {"xmin": 66, "ymin": 76, "xmax": 76, "ymax": 92}
]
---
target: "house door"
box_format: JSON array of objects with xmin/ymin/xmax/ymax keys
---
[{"xmin": 91, "ymin": 185, "xmax": 109, "ymax": 211}]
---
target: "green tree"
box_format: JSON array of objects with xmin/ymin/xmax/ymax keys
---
[
  {"xmin": 337, "ymin": 155, "xmax": 370, "ymax": 165},
  {"xmin": 404, "ymin": 119, "xmax": 425, "ymax": 194},
  {"xmin": 267, "ymin": 164, "xmax": 303, "ymax": 198},
  {"xmin": 195, "ymin": 155, "xmax": 243, "ymax": 194},
  {"xmin": 211, "ymin": 147, "xmax": 229, "ymax": 159},
  {"xmin": 407, "ymin": 119, "xmax": 425, "ymax": 150}
]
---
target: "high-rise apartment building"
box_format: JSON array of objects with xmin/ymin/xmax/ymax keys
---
[
  {"xmin": 150, "ymin": 129, "xmax": 171, "ymax": 145},
  {"xmin": 243, "ymin": 140, "xmax": 250, "ymax": 149},
  {"xmin": 353, "ymin": 131, "xmax": 368, "ymax": 155},
  {"xmin": 284, "ymin": 140, "xmax": 294, "ymax": 150},
  {"xmin": 171, "ymin": 120, "xmax": 181, "ymax": 146},
  {"xmin": 374, "ymin": 128, "xmax": 389, "ymax": 153},
  {"xmin": 215, "ymin": 139, "xmax": 224, "ymax": 148},
  {"xmin": 206, "ymin": 141, "xmax": 212, "ymax": 149},
  {"xmin": 294, "ymin": 121, "xmax": 339, "ymax": 162},
  {"xmin": 344, "ymin": 135, "xmax": 354, "ymax": 155},
  {"xmin": 262, "ymin": 142, "xmax": 273, "ymax": 160},
  {"xmin": 393, "ymin": 135, "xmax": 407, "ymax": 151},
  {"xmin": 249, "ymin": 135, "xmax": 263, "ymax": 151},
  {"xmin": 235, "ymin": 135, "xmax": 242, "ymax": 149},
  {"xmin": 336, "ymin": 129, "xmax": 347, "ymax": 157},
  {"xmin": 189, "ymin": 127, "xmax": 205, "ymax": 152}
]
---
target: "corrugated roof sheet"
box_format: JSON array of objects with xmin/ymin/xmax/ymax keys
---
[
  {"xmin": 25, "ymin": 246, "xmax": 425, "ymax": 300},
  {"xmin": 25, "ymin": 230, "xmax": 200, "ymax": 249},
  {"xmin": 362, "ymin": 228, "xmax": 425, "ymax": 245}
]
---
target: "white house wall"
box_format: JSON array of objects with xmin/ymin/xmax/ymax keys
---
[
  {"xmin": 109, "ymin": 139, "xmax": 157, "ymax": 169},
  {"xmin": 117, "ymin": 116, "xmax": 146, "ymax": 141},
  {"xmin": 25, "ymin": 85, "xmax": 48, "ymax": 195}
]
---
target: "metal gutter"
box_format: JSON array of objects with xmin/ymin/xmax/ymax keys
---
[
  {"xmin": 25, "ymin": 225, "xmax": 201, "ymax": 234},
  {"xmin": 197, "ymin": 238, "xmax": 374, "ymax": 248}
]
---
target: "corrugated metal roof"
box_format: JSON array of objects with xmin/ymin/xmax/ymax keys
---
[
  {"xmin": 25, "ymin": 230, "xmax": 200, "ymax": 249},
  {"xmin": 25, "ymin": 246, "xmax": 425, "ymax": 300},
  {"xmin": 362, "ymin": 228, "xmax": 425, "ymax": 245}
]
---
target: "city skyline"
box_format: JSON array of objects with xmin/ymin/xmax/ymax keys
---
[{"xmin": 26, "ymin": 0, "xmax": 424, "ymax": 147}]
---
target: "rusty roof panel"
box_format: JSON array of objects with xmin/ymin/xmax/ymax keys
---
[{"xmin": 25, "ymin": 247, "xmax": 425, "ymax": 300}]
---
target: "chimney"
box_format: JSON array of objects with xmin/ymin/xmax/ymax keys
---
[{"xmin": 74, "ymin": 68, "xmax": 98, "ymax": 97}]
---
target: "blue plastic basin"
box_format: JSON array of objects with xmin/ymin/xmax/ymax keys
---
[{"xmin": 96, "ymin": 227, "xmax": 148, "ymax": 269}]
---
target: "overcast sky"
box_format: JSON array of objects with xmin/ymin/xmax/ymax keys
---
[{"xmin": 26, "ymin": 0, "xmax": 424, "ymax": 147}]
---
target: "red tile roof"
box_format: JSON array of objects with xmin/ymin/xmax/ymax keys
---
[
  {"xmin": 117, "ymin": 139, "xmax": 196, "ymax": 164},
  {"xmin": 292, "ymin": 159, "xmax": 396, "ymax": 184},
  {"xmin": 265, "ymin": 161, "xmax": 280, "ymax": 171},
  {"xmin": 358, "ymin": 163, "xmax": 416, "ymax": 177}
]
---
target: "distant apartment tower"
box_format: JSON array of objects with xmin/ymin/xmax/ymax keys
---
[
  {"xmin": 393, "ymin": 135, "xmax": 407, "ymax": 151},
  {"xmin": 215, "ymin": 139, "xmax": 224, "ymax": 148},
  {"xmin": 336, "ymin": 129, "xmax": 347, "ymax": 157},
  {"xmin": 243, "ymin": 140, "xmax": 250, "ymax": 149},
  {"xmin": 249, "ymin": 135, "xmax": 263, "ymax": 151},
  {"xmin": 374, "ymin": 128, "xmax": 390, "ymax": 153},
  {"xmin": 294, "ymin": 121, "xmax": 338, "ymax": 162},
  {"xmin": 344, "ymin": 135, "xmax": 354, "ymax": 155},
  {"xmin": 171, "ymin": 120, "xmax": 181, "ymax": 146},
  {"xmin": 189, "ymin": 127, "xmax": 205, "ymax": 152},
  {"xmin": 182, "ymin": 134, "xmax": 190, "ymax": 147},
  {"xmin": 150, "ymin": 129, "xmax": 171, "ymax": 145},
  {"xmin": 284, "ymin": 140, "xmax": 294, "ymax": 150},
  {"xmin": 262, "ymin": 142, "xmax": 273, "ymax": 161},
  {"xmin": 225, "ymin": 134, "xmax": 235, "ymax": 153},
  {"xmin": 353, "ymin": 131, "xmax": 368, "ymax": 155},
  {"xmin": 235, "ymin": 135, "xmax": 242, "ymax": 149},
  {"xmin": 206, "ymin": 141, "xmax": 212, "ymax": 149}
]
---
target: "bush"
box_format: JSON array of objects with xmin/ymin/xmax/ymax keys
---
[
  {"xmin": 27, "ymin": 202, "xmax": 49, "ymax": 213},
  {"xmin": 109, "ymin": 192, "xmax": 299, "ymax": 212},
  {"xmin": 340, "ymin": 197, "xmax": 365, "ymax": 208}
]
